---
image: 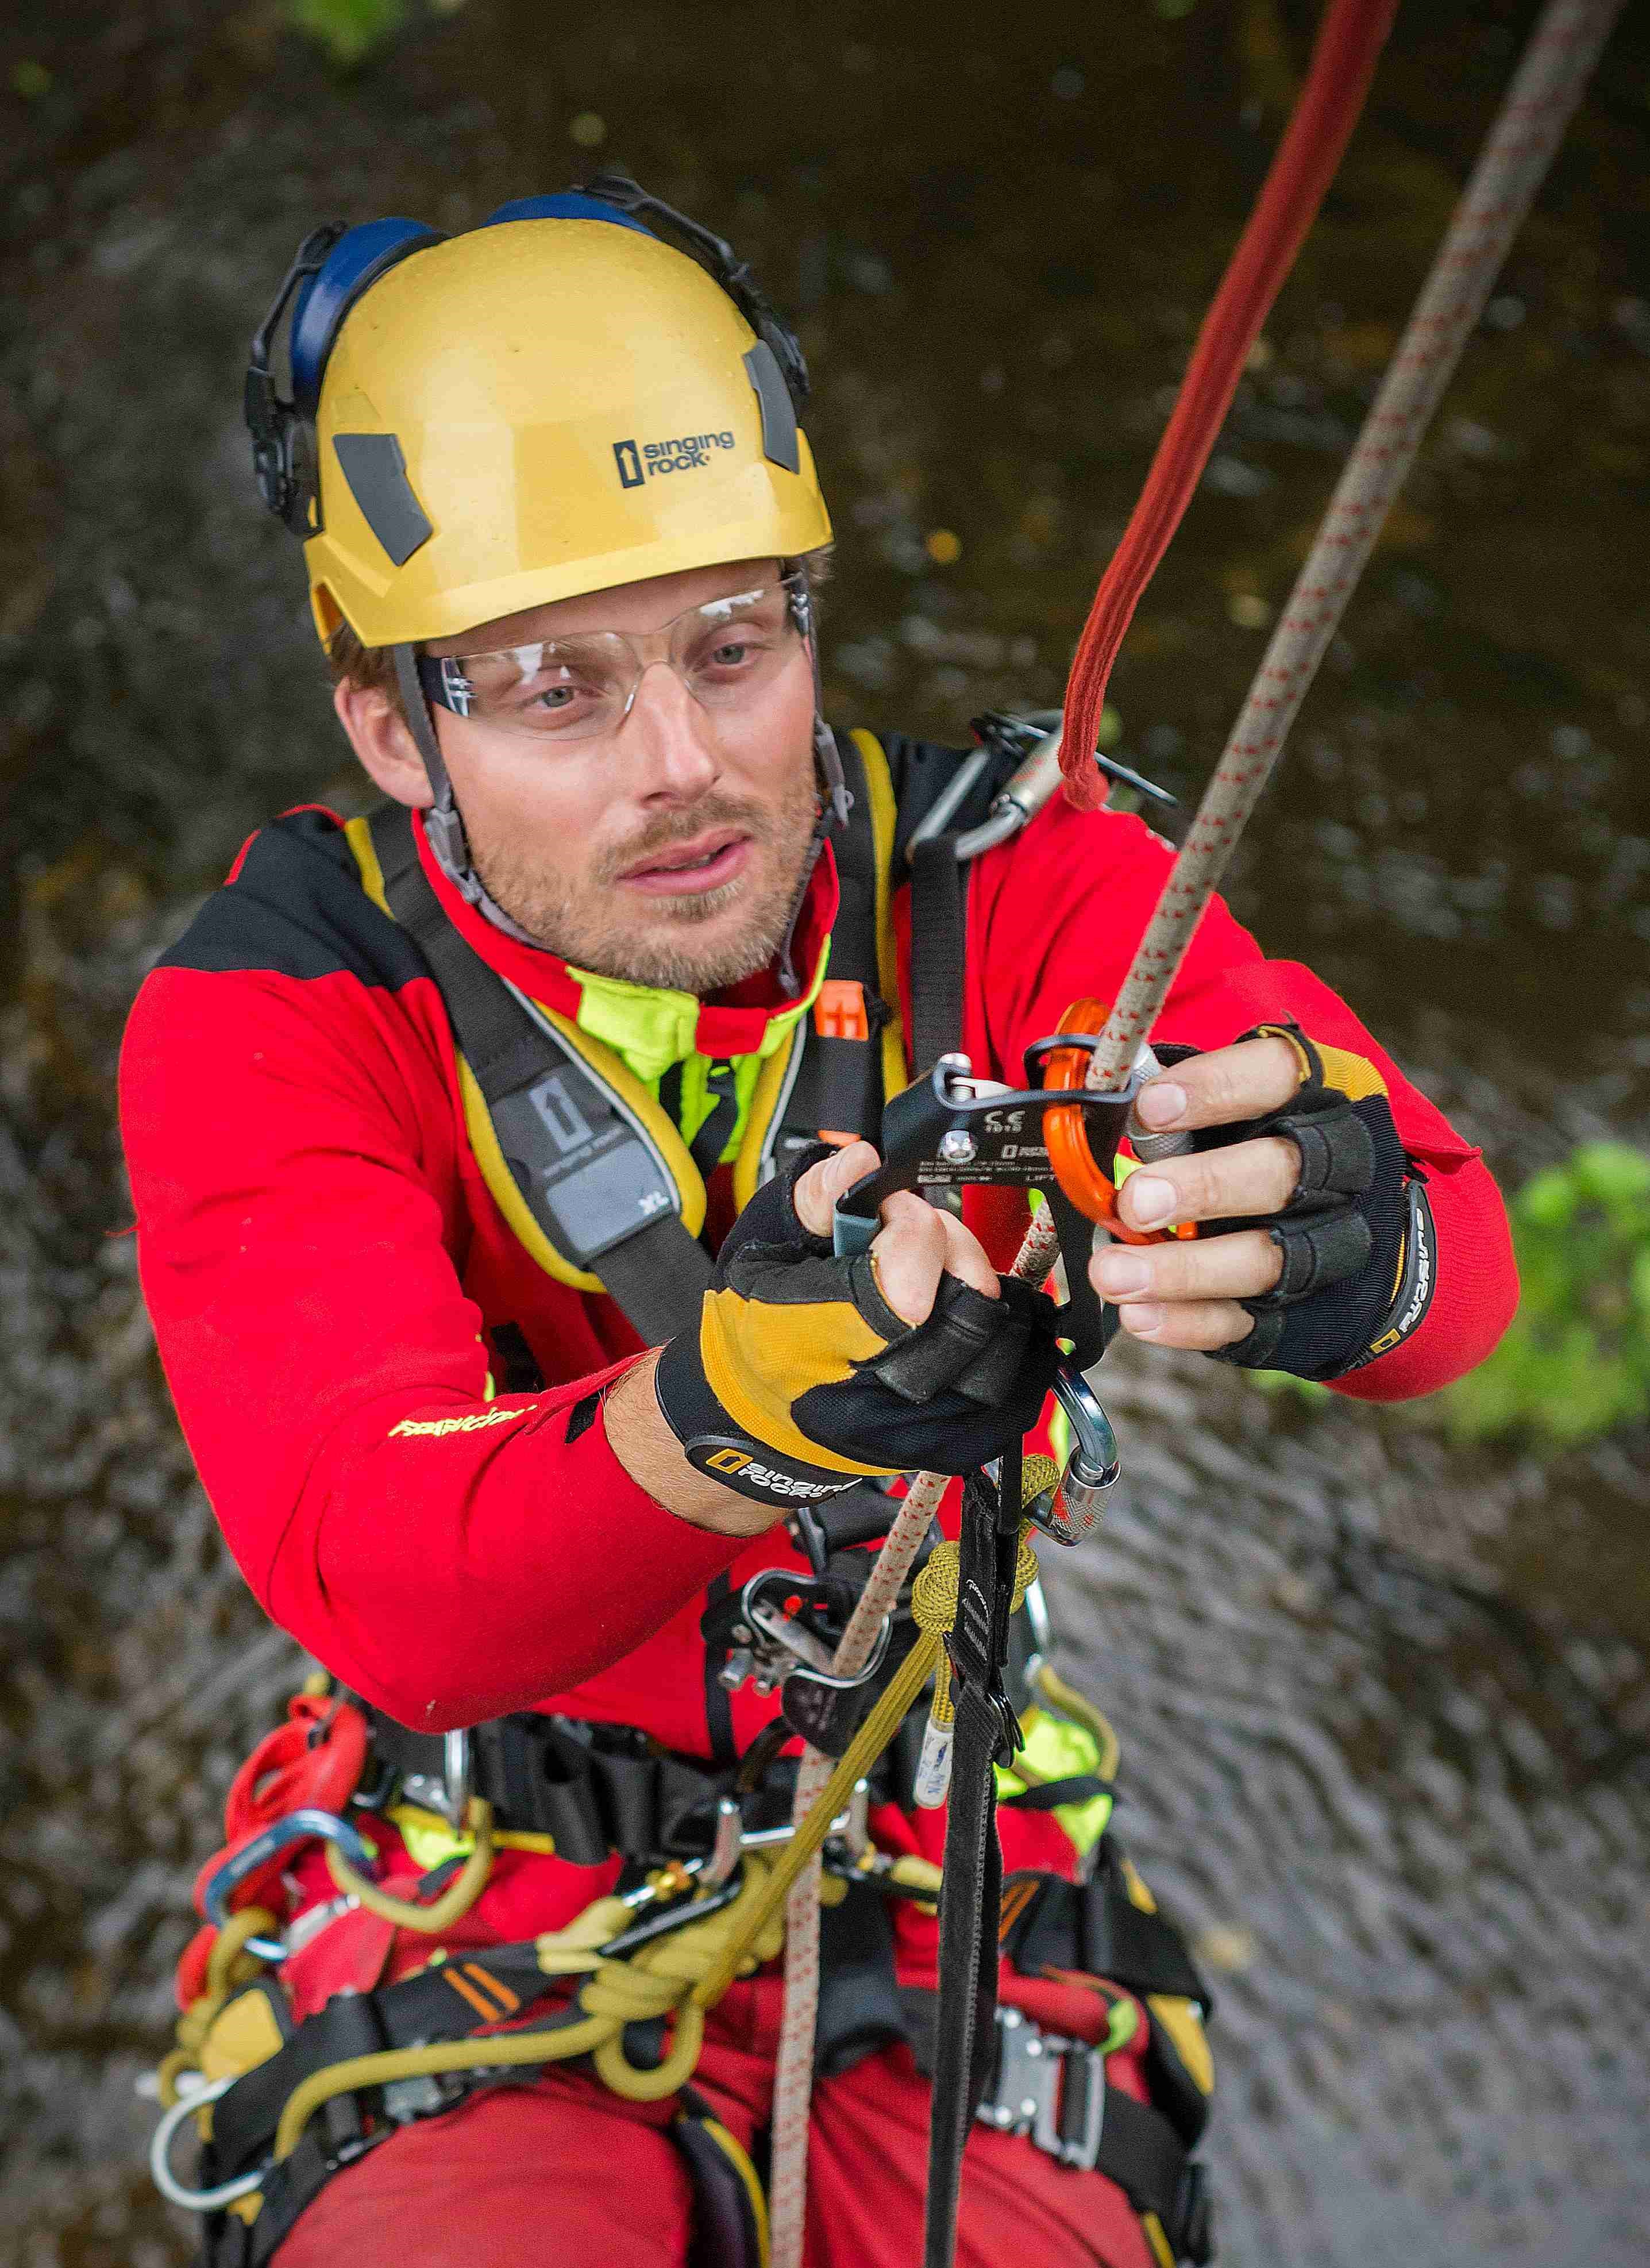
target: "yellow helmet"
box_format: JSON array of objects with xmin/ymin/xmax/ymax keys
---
[{"xmin": 246, "ymin": 188, "xmax": 832, "ymax": 652}]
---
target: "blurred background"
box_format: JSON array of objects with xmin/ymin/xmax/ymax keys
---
[{"xmin": 2, "ymin": 2, "xmax": 1647, "ymax": 2261}]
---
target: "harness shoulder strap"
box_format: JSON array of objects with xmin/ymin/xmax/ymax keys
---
[
  {"xmin": 770, "ymin": 729, "xmax": 902, "ymax": 1166},
  {"xmin": 908, "ymin": 835, "xmax": 967, "ymax": 1073},
  {"xmin": 364, "ymin": 803, "xmax": 712, "ymax": 1346},
  {"xmin": 879, "ymin": 727, "xmax": 1026, "ymax": 1073}
]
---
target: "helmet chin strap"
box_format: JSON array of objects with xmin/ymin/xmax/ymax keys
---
[
  {"xmin": 391, "ymin": 643, "xmax": 542, "ymax": 943},
  {"xmin": 391, "ymin": 600, "xmax": 851, "ymax": 984},
  {"xmin": 391, "ymin": 645, "xmax": 476, "ymax": 899},
  {"xmin": 787, "ymin": 567, "xmax": 851, "ymax": 833}
]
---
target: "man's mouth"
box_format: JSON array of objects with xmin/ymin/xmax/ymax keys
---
[{"xmin": 619, "ymin": 830, "xmax": 752, "ymax": 896}]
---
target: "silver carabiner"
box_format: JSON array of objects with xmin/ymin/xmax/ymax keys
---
[
  {"xmin": 150, "ymin": 2073, "xmax": 267, "ymax": 2212},
  {"xmin": 1038, "ymin": 1366, "xmax": 1120, "ymax": 1545}
]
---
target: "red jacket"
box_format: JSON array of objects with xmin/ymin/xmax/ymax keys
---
[{"xmin": 119, "ymin": 776, "xmax": 1515, "ymax": 1915}]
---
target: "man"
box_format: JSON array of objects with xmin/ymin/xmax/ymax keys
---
[{"xmin": 121, "ymin": 188, "xmax": 1516, "ymax": 2267}]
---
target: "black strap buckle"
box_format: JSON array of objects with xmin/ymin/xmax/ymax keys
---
[{"xmin": 976, "ymin": 2004, "xmax": 1105, "ymax": 2171}]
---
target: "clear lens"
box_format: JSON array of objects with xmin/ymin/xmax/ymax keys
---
[{"xmin": 434, "ymin": 582, "xmax": 801, "ymax": 742}]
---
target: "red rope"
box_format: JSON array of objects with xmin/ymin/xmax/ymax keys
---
[{"xmin": 1059, "ymin": 0, "xmax": 1398, "ymax": 807}]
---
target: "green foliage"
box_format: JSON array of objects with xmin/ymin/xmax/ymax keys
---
[
  {"xmin": 1247, "ymin": 1368, "xmax": 1331, "ymax": 1405},
  {"xmin": 288, "ymin": 0, "xmax": 408, "ymax": 68},
  {"xmin": 1444, "ymin": 1141, "xmax": 1650, "ymax": 1444}
]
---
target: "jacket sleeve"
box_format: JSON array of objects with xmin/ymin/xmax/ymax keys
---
[
  {"xmin": 941, "ymin": 794, "xmax": 1517, "ymax": 1401},
  {"xmin": 119, "ymin": 964, "xmax": 745, "ymax": 1732}
]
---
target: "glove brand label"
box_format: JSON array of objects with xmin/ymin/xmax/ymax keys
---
[
  {"xmin": 613, "ymin": 431, "xmax": 737, "ymax": 488},
  {"xmin": 1348, "ymin": 1178, "xmax": 1436, "ymax": 1368},
  {"xmin": 687, "ymin": 1435, "xmax": 859, "ymax": 1504}
]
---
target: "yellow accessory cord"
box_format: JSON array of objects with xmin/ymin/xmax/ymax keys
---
[
  {"xmin": 324, "ymin": 1796, "xmax": 496, "ymax": 1932},
  {"xmin": 691, "ymin": 1523, "xmax": 1039, "ymax": 2012},
  {"xmin": 271, "ymin": 1850, "xmax": 792, "ymax": 2160}
]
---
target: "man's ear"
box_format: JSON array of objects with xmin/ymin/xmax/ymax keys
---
[{"xmin": 333, "ymin": 679, "xmax": 434, "ymax": 808}]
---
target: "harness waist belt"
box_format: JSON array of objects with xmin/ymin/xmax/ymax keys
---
[{"xmin": 365, "ymin": 1705, "xmax": 931, "ymax": 1866}]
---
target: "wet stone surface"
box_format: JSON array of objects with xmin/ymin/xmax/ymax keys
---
[{"xmin": 2, "ymin": 3, "xmax": 1647, "ymax": 2261}]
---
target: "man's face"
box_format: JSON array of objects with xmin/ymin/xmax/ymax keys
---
[{"xmin": 424, "ymin": 557, "xmax": 820, "ymax": 993}]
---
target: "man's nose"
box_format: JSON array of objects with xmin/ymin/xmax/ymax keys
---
[{"xmin": 619, "ymin": 661, "xmax": 722, "ymax": 800}]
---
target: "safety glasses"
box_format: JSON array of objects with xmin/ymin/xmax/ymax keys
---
[{"xmin": 418, "ymin": 575, "xmax": 808, "ymax": 744}]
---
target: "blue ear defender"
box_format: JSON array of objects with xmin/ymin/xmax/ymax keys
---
[
  {"xmin": 287, "ymin": 218, "xmax": 444, "ymax": 415},
  {"xmin": 481, "ymin": 191, "xmax": 656, "ymax": 235},
  {"xmin": 246, "ymin": 218, "xmax": 444, "ymax": 534}
]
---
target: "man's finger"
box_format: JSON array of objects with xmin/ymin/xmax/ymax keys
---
[
  {"xmin": 931, "ymin": 1204, "xmax": 1001, "ymax": 1301},
  {"xmin": 1115, "ymin": 1299, "xmax": 1255, "ymax": 1351},
  {"xmin": 1115, "ymin": 1134, "xmax": 1300, "ymax": 1231},
  {"xmin": 793, "ymin": 1140, "xmax": 880, "ymax": 1239},
  {"xmin": 1091, "ymin": 1226, "xmax": 1282, "ymax": 1306},
  {"xmin": 869, "ymin": 1191, "xmax": 949, "ymax": 1325},
  {"xmin": 1132, "ymin": 1033, "xmax": 1301, "ymax": 1135}
]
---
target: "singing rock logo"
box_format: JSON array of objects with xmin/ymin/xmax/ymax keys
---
[
  {"xmin": 689, "ymin": 1439, "xmax": 855, "ymax": 1503},
  {"xmin": 613, "ymin": 431, "xmax": 736, "ymax": 488},
  {"xmin": 390, "ymin": 1407, "xmax": 531, "ymax": 1440}
]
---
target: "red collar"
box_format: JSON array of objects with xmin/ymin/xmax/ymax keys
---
[{"xmin": 408, "ymin": 810, "xmax": 841, "ymax": 1060}]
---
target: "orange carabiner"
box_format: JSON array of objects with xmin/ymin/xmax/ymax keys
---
[{"xmin": 1042, "ymin": 997, "xmax": 1194, "ymax": 1246}]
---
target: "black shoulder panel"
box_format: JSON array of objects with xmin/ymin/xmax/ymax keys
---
[
  {"xmin": 156, "ymin": 808, "xmax": 428, "ymax": 990},
  {"xmin": 881, "ymin": 731, "xmax": 1018, "ymax": 871}
]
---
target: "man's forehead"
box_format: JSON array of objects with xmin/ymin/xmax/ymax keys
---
[{"xmin": 429, "ymin": 556, "xmax": 781, "ymax": 656}]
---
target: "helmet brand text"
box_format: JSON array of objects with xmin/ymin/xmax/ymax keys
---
[{"xmin": 614, "ymin": 432, "xmax": 737, "ymax": 489}]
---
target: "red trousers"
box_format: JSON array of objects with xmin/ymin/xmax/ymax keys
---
[{"xmin": 273, "ymin": 1970, "xmax": 1159, "ymax": 2267}]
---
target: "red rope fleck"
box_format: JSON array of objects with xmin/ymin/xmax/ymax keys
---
[{"xmin": 1058, "ymin": 0, "xmax": 1398, "ymax": 807}]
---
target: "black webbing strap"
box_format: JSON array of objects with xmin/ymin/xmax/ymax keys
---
[
  {"xmin": 773, "ymin": 731, "xmax": 889, "ymax": 1164},
  {"xmin": 365, "ymin": 803, "xmax": 712, "ymax": 1345},
  {"xmin": 363, "ymin": 1709, "xmax": 794, "ymax": 1871},
  {"xmin": 1001, "ymin": 1859, "xmax": 1213, "ymax": 2011},
  {"xmin": 924, "ymin": 1455, "xmax": 1025, "ymax": 2268},
  {"xmin": 659, "ymin": 1057, "xmax": 740, "ymax": 1179},
  {"xmin": 908, "ymin": 833, "xmax": 967, "ymax": 1073},
  {"xmin": 207, "ymin": 1939, "xmax": 556, "ymax": 2176}
]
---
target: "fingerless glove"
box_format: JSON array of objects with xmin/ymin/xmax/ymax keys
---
[{"xmin": 655, "ymin": 1146, "xmax": 1063, "ymax": 1508}]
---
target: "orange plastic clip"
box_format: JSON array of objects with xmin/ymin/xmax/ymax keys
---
[
  {"xmin": 814, "ymin": 979, "xmax": 871, "ymax": 1042},
  {"xmin": 1042, "ymin": 997, "xmax": 1196, "ymax": 1246}
]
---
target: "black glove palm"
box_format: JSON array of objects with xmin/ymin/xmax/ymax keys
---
[{"xmin": 656, "ymin": 1147, "xmax": 1062, "ymax": 1508}]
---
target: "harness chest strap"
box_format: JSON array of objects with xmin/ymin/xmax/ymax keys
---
[{"xmin": 353, "ymin": 727, "xmax": 915, "ymax": 1347}]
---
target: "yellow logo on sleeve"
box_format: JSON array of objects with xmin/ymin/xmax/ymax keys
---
[{"xmin": 389, "ymin": 1407, "xmax": 532, "ymax": 1441}]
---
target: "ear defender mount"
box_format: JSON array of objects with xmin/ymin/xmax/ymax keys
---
[{"xmin": 576, "ymin": 172, "xmax": 812, "ymax": 415}]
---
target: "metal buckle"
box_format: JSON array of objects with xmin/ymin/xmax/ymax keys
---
[
  {"xmin": 976, "ymin": 2006, "xmax": 1105, "ymax": 2171},
  {"xmin": 398, "ymin": 1727, "xmax": 472, "ymax": 1831}
]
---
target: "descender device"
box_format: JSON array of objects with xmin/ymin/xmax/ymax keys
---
[{"xmin": 832, "ymin": 1003, "xmax": 1194, "ymax": 1542}]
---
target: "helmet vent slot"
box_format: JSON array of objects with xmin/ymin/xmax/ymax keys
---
[
  {"xmin": 331, "ymin": 432, "xmax": 434, "ymax": 567},
  {"xmin": 743, "ymin": 342, "xmax": 800, "ymax": 476}
]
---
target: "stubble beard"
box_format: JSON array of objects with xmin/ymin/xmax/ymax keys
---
[{"xmin": 469, "ymin": 769, "xmax": 822, "ymax": 994}]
